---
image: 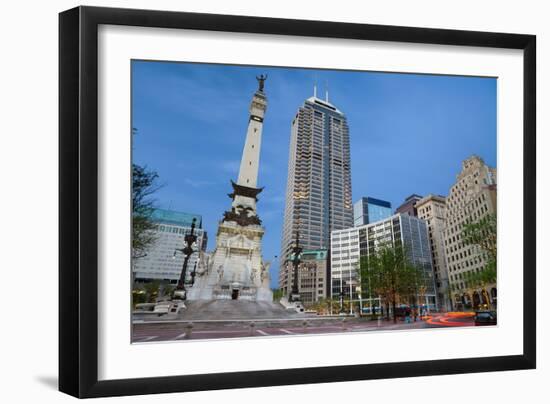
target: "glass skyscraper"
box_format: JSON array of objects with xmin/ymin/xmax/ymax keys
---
[
  {"xmin": 279, "ymin": 92, "xmax": 353, "ymax": 286},
  {"xmin": 353, "ymin": 196, "xmax": 392, "ymax": 226}
]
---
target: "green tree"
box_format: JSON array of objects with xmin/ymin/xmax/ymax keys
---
[
  {"xmin": 444, "ymin": 284, "xmax": 454, "ymax": 312},
  {"xmin": 132, "ymin": 163, "xmax": 159, "ymax": 260},
  {"xmin": 132, "ymin": 287, "xmax": 147, "ymax": 307},
  {"xmin": 461, "ymin": 213, "xmax": 497, "ymax": 307},
  {"xmin": 357, "ymin": 259, "xmax": 379, "ymax": 319},
  {"xmin": 400, "ymin": 262, "xmax": 429, "ymax": 319},
  {"xmin": 360, "ymin": 244, "xmax": 426, "ymax": 323},
  {"xmin": 462, "ymin": 213, "xmax": 497, "ymax": 262},
  {"xmin": 143, "ymin": 280, "xmax": 161, "ymax": 303},
  {"xmin": 311, "ymin": 297, "xmax": 339, "ymax": 315},
  {"xmin": 462, "ymin": 266, "xmax": 496, "ymax": 308},
  {"xmin": 161, "ymin": 284, "xmax": 175, "ymax": 299},
  {"xmin": 272, "ymin": 288, "xmax": 284, "ymax": 302}
]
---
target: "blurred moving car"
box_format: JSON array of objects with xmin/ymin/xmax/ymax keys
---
[{"xmin": 474, "ymin": 310, "xmax": 497, "ymax": 326}]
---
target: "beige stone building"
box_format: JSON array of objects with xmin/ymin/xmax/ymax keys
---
[
  {"xmin": 279, "ymin": 249, "xmax": 328, "ymax": 305},
  {"xmin": 443, "ymin": 156, "xmax": 497, "ymax": 310},
  {"xmin": 416, "ymin": 195, "xmax": 452, "ymax": 311}
]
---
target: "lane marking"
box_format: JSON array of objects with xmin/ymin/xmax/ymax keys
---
[
  {"xmin": 173, "ymin": 330, "xmax": 255, "ymax": 339},
  {"xmin": 135, "ymin": 336, "xmax": 157, "ymax": 342},
  {"xmin": 256, "ymin": 329, "xmax": 269, "ymax": 336},
  {"xmin": 279, "ymin": 328, "xmax": 294, "ymax": 334}
]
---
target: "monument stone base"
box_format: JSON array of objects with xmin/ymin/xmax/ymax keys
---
[{"xmin": 186, "ymin": 220, "xmax": 273, "ymax": 302}]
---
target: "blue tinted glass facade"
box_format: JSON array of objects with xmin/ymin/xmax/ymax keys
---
[
  {"xmin": 367, "ymin": 201, "xmax": 392, "ymax": 223},
  {"xmin": 150, "ymin": 208, "xmax": 202, "ymax": 228},
  {"xmin": 353, "ymin": 197, "xmax": 392, "ymax": 226}
]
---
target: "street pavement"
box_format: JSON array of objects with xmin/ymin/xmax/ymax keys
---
[{"xmin": 132, "ymin": 312, "xmax": 476, "ymax": 343}]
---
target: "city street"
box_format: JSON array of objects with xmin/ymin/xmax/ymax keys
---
[{"xmin": 132, "ymin": 312, "xmax": 476, "ymax": 342}]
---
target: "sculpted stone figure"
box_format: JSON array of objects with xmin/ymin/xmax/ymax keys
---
[
  {"xmin": 222, "ymin": 206, "xmax": 262, "ymax": 226},
  {"xmin": 256, "ymin": 74, "xmax": 267, "ymax": 92},
  {"xmin": 250, "ymin": 268, "xmax": 256, "ymax": 283},
  {"xmin": 261, "ymin": 262, "xmax": 270, "ymax": 282}
]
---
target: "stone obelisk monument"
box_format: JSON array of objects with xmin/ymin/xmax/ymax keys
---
[{"xmin": 187, "ymin": 76, "xmax": 272, "ymax": 302}]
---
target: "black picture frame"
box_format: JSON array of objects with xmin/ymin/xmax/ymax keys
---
[{"xmin": 59, "ymin": 5, "xmax": 536, "ymax": 398}]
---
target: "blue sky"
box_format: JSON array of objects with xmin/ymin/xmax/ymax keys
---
[{"xmin": 132, "ymin": 60, "xmax": 497, "ymax": 288}]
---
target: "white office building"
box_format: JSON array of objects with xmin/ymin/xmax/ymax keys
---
[
  {"xmin": 133, "ymin": 209, "xmax": 206, "ymax": 285},
  {"xmin": 330, "ymin": 213, "xmax": 438, "ymax": 312}
]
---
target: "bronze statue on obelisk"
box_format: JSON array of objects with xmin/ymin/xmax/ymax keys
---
[{"xmin": 256, "ymin": 74, "xmax": 267, "ymax": 92}]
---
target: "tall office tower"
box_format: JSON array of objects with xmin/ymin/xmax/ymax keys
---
[
  {"xmin": 395, "ymin": 194, "xmax": 423, "ymax": 217},
  {"xmin": 279, "ymin": 91, "xmax": 353, "ymax": 280},
  {"xmin": 331, "ymin": 213, "xmax": 438, "ymax": 312},
  {"xmin": 416, "ymin": 195, "xmax": 452, "ymax": 311},
  {"xmin": 443, "ymin": 155, "xmax": 497, "ymax": 310},
  {"xmin": 132, "ymin": 209, "xmax": 206, "ymax": 285},
  {"xmin": 353, "ymin": 196, "xmax": 392, "ymax": 226}
]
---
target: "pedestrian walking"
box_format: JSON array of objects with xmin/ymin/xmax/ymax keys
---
[{"xmin": 405, "ymin": 307, "xmax": 411, "ymax": 323}]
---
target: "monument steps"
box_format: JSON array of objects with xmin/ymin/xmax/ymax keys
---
[{"xmin": 178, "ymin": 299, "xmax": 306, "ymax": 320}]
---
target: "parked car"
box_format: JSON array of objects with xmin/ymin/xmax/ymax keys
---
[{"xmin": 474, "ymin": 310, "xmax": 497, "ymax": 326}]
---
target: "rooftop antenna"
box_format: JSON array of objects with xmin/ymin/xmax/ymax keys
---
[
  {"xmin": 313, "ymin": 74, "xmax": 318, "ymax": 98},
  {"xmin": 325, "ymin": 80, "xmax": 329, "ymax": 103}
]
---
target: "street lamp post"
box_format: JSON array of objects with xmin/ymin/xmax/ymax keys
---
[
  {"xmin": 348, "ymin": 271, "xmax": 354, "ymax": 316},
  {"xmin": 357, "ymin": 286, "xmax": 363, "ymax": 316},
  {"xmin": 190, "ymin": 259, "xmax": 199, "ymax": 286},
  {"xmin": 289, "ymin": 231, "xmax": 302, "ymax": 302},
  {"xmin": 173, "ymin": 218, "xmax": 197, "ymax": 300}
]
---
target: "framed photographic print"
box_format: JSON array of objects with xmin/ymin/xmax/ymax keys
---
[{"xmin": 59, "ymin": 6, "xmax": 536, "ymax": 398}]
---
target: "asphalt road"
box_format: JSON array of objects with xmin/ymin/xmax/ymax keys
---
[{"xmin": 132, "ymin": 312, "xmax": 476, "ymax": 343}]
